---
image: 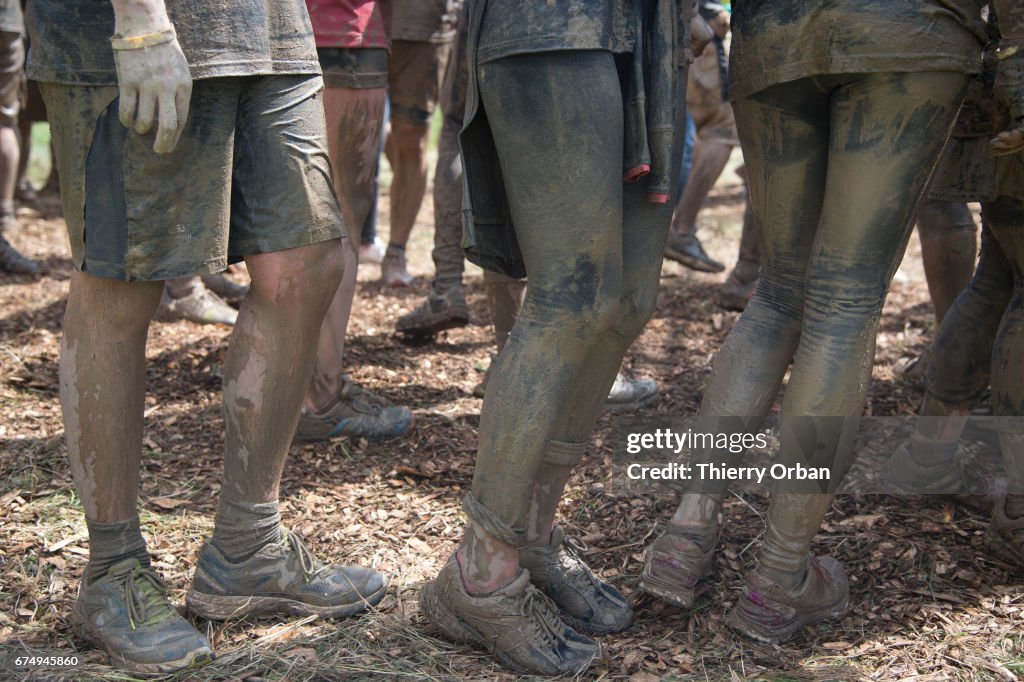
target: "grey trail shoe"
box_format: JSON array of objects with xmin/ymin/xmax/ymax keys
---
[
  {"xmin": 639, "ymin": 525, "xmax": 716, "ymax": 608},
  {"xmin": 294, "ymin": 377, "xmax": 414, "ymax": 442},
  {"xmin": 396, "ymin": 286, "xmax": 469, "ymax": 337},
  {"xmin": 419, "ymin": 554, "xmax": 599, "ymax": 676},
  {"xmin": 605, "ymin": 373, "xmax": 658, "ymax": 412},
  {"xmin": 71, "ymin": 559, "xmax": 213, "ymax": 675},
  {"xmin": 0, "ymin": 233, "xmax": 37, "ymax": 274},
  {"xmin": 518, "ymin": 526, "xmax": 632, "ymax": 635},
  {"xmin": 381, "ymin": 246, "xmax": 413, "ymax": 287},
  {"xmin": 200, "ymin": 272, "xmax": 249, "ymax": 305},
  {"xmin": 187, "ymin": 528, "xmax": 387, "ymax": 620},
  {"xmin": 155, "ymin": 286, "xmax": 238, "ymax": 326},
  {"xmin": 726, "ymin": 555, "xmax": 849, "ymax": 644}
]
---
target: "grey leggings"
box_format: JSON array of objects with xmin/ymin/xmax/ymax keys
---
[{"xmin": 470, "ymin": 50, "xmax": 681, "ymax": 528}]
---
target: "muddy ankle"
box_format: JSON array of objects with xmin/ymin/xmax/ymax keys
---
[{"xmin": 455, "ymin": 549, "xmax": 519, "ymax": 595}]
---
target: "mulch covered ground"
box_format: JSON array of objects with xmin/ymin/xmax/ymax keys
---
[{"xmin": 0, "ymin": 173, "xmax": 1021, "ymax": 681}]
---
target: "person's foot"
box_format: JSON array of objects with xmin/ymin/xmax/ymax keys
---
[
  {"xmin": 884, "ymin": 441, "xmax": 1003, "ymax": 512},
  {"xmin": 894, "ymin": 347, "xmax": 931, "ymax": 382},
  {"xmin": 381, "ymin": 246, "xmax": 413, "ymax": 287},
  {"xmin": 639, "ymin": 525, "xmax": 716, "ymax": 608},
  {"xmin": 726, "ymin": 556, "xmax": 849, "ymax": 644},
  {"xmin": 664, "ymin": 232, "xmax": 725, "ymax": 273},
  {"xmin": 396, "ymin": 286, "xmax": 469, "ymax": 338},
  {"xmin": 719, "ymin": 271, "xmax": 757, "ymax": 311},
  {"xmin": 71, "ymin": 559, "xmax": 214, "ymax": 675},
  {"xmin": 359, "ymin": 237, "xmax": 386, "ymax": 265},
  {"xmin": 15, "ymin": 178, "xmax": 39, "ymax": 208},
  {"xmin": 155, "ymin": 285, "xmax": 238, "ymax": 325},
  {"xmin": 294, "ymin": 377, "xmax": 414, "ymax": 442},
  {"xmin": 0, "ymin": 233, "xmax": 38, "ymax": 274},
  {"xmin": 519, "ymin": 526, "xmax": 632, "ymax": 635},
  {"xmin": 419, "ymin": 554, "xmax": 599, "ymax": 676},
  {"xmin": 187, "ymin": 528, "xmax": 387, "ymax": 620},
  {"xmin": 200, "ymin": 272, "xmax": 249, "ymax": 306},
  {"xmin": 605, "ymin": 373, "xmax": 658, "ymax": 411},
  {"xmin": 986, "ymin": 499, "xmax": 1024, "ymax": 570}
]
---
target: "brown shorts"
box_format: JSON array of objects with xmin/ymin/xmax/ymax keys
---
[
  {"xmin": 42, "ymin": 75, "xmax": 344, "ymax": 281},
  {"xmin": 0, "ymin": 30, "xmax": 24, "ymax": 126},
  {"xmin": 686, "ymin": 44, "xmax": 738, "ymax": 146},
  {"xmin": 388, "ymin": 39, "xmax": 451, "ymax": 126}
]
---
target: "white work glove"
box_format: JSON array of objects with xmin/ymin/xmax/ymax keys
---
[{"xmin": 111, "ymin": 1, "xmax": 192, "ymax": 154}]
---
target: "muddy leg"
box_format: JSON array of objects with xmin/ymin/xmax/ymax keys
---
[{"xmin": 917, "ymin": 199, "xmax": 977, "ymax": 327}]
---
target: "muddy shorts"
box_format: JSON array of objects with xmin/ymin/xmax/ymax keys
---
[
  {"xmin": 0, "ymin": 31, "xmax": 24, "ymax": 126},
  {"xmin": 41, "ymin": 74, "xmax": 344, "ymax": 282},
  {"xmin": 388, "ymin": 39, "xmax": 450, "ymax": 126},
  {"xmin": 318, "ymin": 48, "xmax": 389, "ymax": 90},
  {"xmin": 687, "ymin": 43, "xmax": 737, "ymax": 145}
]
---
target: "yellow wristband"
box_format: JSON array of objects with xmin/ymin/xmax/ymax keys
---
[{"xmin": 110, "ymin": 29, "xmax": 175, "ymax": 51}]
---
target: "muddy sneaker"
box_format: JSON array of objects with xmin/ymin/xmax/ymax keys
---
[
  {"xmin": 606, "ymin": 373, "xmax": 658, "ymax": 412},
  {"xmin": 884, "ymin": 442, "xmax": 1002, "ymax": 512},
  {"xmin": 664, "ymin": 232, "xmax": 724, "ymax": 273},
  {"xmin": 419, "ymin": 554, "xmax": 599, "ymax": 676},
  {"xmin": 200, "ymin": 273, "xmax": 249, "ymax": 306},
  {"xmin": 396, "ymin": 287, "xmax": 470, "ymax": 338},
  {"xmin": 71, "ymin": 559, "xmax": 213, "ymax": 675},
  {"xmin": 381, "ymin": 246, "xmax": 413, "ymax": 287},
  {"xmin": 15, "ymin": 178, "xmax": 39, "ymax": 208},
  {"xmin": 719, "ymin": 271, "xmax": 757, "ymax": 311},
  {"xmin": 726, "ymin": 555, "xmax": 849, "ymax": 644},
  {"xmin": 155, "ymin": 286, "xmax": 238, "ymax": 326},
  {"xmin": 518, "ymin": 526, "xmax": 632, "ymax": 635},
  {"xmin": 187, "ymin": 528, "xmax": 386, "ymax": 620},
  {"xmin": 294, "ymin": 378, "xmax": 414, "ymax": 442},
  {"xmin": 986, "ymin": 499, "xmax": 1024, "ymax": 570},
  {"xmin": 0, "ymin": 233, "xmax": 37, "ymax": 274},
  {"xmin": 639, "ymin": 525, "xmax": 716, "ymax": 608}
]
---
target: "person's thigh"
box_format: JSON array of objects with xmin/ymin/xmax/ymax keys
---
[
  {"xmin": 41, "ymin": 79, "xmax": 242, "ymax": 281},
  {"xmin": 389, "ymin": 39, "xmax": 449, "ymax": 127},
  {"xmin": 229, "ymin": 75, "xmax": 345, "ymax": 262},
  {"xmin": 478, "ymin": 50, "xmax": 625, "ymax": 313}
]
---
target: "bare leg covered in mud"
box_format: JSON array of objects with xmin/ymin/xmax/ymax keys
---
[{"xmin": 643, "ymin": 70, "xmax": 968, "ymax": 642}]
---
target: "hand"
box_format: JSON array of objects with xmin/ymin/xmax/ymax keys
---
[
  {"xmin": 990, "ymin": 53, "xmax": 1024, "ymax": 157},
  {"xmin": 114, "ymin": 37, "xmax": 192, "ymax": 154},
  {"xmin": 691, "ymin": 15, "xmax": 715, "ymax": 58}
]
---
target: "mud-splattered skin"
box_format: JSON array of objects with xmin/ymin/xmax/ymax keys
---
[
  {"xmin": 917, "ymin": 200, "xmax": 978, "ymax": 327},
  {"xmin": 661, "ymin": 0, "xmax": 1008, "ymax": 590},
  {"xmin": 447, "ymin": 0, "xmax": 693, "ymax": 592}
]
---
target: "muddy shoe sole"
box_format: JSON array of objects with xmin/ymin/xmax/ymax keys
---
[
  {"xmin": 725, "ymin": 595, "xmax": 849, "ymax": 644},
  {"xmin": 186, "ymin": 581, "xmax": 387, "ymax": 621},
  {"xmin": 69, "ymin": 610, "xmax": 214, "ymax": 677},
  {"xmin": 638, "ymin": 570, "xmax": 710, "ymax": 609}
]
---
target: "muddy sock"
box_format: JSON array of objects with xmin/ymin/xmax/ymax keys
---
[
  {"xmin": 84, "ymin": 517, "xmax": 150, "ymax": 584},
  {"xmin": 211, "ymin": 497, "xmax": 282, "ymax": 563},
  {"xmin": 908, "ymin": 438, "xmax": 958, "ymax": 469}
]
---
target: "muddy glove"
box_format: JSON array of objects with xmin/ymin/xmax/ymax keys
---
[
  {"xmin": 111, "ymin": 0, "xmax": 192, "ymax": 154},
  {"xmin": 990, "ymin": 44, "xmax": 1024, "ymax": 157},
  {"xmin": 691, "ymin": 14, "xmax": 715, "ymax": 58}
]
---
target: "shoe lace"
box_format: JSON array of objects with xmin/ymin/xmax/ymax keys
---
[
  {"xmin": 112, "ymin": 564, "xmax": 175, "ymax": 630},
  {"xmin": 518, "ymin": 584, "xmax": 568, "ymax": 650},
  {"xmin": 284, "ymin": 529, "xmax": 328, "ymax": 582}
]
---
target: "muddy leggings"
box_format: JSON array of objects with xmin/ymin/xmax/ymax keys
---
[
  {"xmin": 675, "ymin": 71, "xmax": 967, "ymax": 576},
  {"xmin": 469, "ymin": 50, "xmax": 680, "ymax": 532}
]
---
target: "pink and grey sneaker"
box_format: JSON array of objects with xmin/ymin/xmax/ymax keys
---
[{"xmin": 726, "ymin": 555, "xmax": 849, "ymax": 644}]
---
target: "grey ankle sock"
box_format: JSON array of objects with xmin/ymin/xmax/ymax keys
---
[
  {"xmin": 84, "ymin": 517, "xmax": 150, "ymax": 584},
  {"xmin": 211, "ymin": 497, "xmax": 282, "ymax": 562},
  {"xmin": 909, "ymin": 439, "xmax": 958, "ymax": 468}
]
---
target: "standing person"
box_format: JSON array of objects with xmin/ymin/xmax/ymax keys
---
[
  {"xmin": 0, "ymin": 0, "xmax": 35, "ymax": 274},
  {"xmin": 417, "ymin": 1, "xmax": 704, "ymax": 675},
  {"xmin": 641, "ymin": 0, "xmax": 1011, "ymax": 645},
  {"xmin": 663, "ymin": 0, "xmax": 732, "ymax": 274},
  {"xmin": 379, "ymin": 0, "xmax": 461, "ymax": 287},
  {"xmin": 298, "ymin": 0, "xmax": 415, "ymax": 443},
  {"xmin": 885, "ymin": 10, "xmax": 1024, "ymax": 562},
  {"xmin": 27, "ymin": 0, "xmax": 386, "ymax": 673}
]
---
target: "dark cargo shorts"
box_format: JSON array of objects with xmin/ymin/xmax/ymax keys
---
[
  {"xmin": 42, "ymin": 74, "xmax": 344, "ymax": 281},
  {"xmin": 388, "ymin": 39, "xmax": 450, "ymax": 126}
]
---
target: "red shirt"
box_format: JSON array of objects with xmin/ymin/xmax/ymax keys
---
[{"xmin": 307, "ymin": 0, "xmax": 389, "ymax": 49}]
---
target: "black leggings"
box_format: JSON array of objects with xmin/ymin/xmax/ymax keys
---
[{"xmin": 469, "ymin": 50, "xmax": 681, "ymax": 528}]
